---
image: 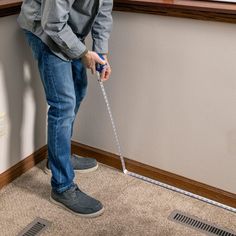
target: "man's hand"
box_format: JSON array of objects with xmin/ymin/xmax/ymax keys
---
[
  {"xmin": 100, "ymin": 55, "xmax": 112, "ymax": 82},
  {"xmin": 81, "ymin": 51, "xmax": 111, "ymax": 81},
  {"xmin": 81, "ymin": 51, "xmax": 106, "ymax": 75}
]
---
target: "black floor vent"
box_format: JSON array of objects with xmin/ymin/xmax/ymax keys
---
[
  {"xmin": 17, "ymin": 217, "xmax": 51, "ymax": 236},
  {"xmin": 168, "ymin": 210, "xmax": 236, "ymax": 236}
]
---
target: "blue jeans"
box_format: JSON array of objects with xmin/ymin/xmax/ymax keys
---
[{"xmin": 24, "ymin": 30, "xmax": 88, "ymax": 193}]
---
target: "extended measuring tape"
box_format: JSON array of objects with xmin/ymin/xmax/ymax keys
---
[
  {"xmin": 96, "ymin": 54, "xmax": 127, "ymax": 173},
  {"xmin": 95, "ymin": 54, "xmax": 236, "ymax": 214}
]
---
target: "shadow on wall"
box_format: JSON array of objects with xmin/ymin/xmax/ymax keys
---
[{"xmin": 0, "ymin": 24, "xmax": 47, "ymax": 173}]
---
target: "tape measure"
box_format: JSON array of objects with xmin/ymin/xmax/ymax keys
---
[
  {"xmin": 96, "ymin": 54, "xmax": 127, "ymax": 172},
  {"xmin": 95, "ymin": 56, "xmax": 236, "ymax": 214}
]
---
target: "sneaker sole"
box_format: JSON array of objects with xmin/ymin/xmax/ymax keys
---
[
  {"xmin": 44, "ymin": 163, "xmax": 99, "ymax": 175},
  {"xmin": 50, "ymin": 196, "xmax": 104, "ymax": 218}
]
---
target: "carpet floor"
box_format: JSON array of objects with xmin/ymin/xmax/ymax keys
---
[{"xmin": 0, "ymin": 160, "xmax": 236, "ymax": 236}]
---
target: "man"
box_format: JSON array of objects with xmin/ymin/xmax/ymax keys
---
[{"xmin": 17, "ymin": 0, "xmax": 113, "ymax": 218}]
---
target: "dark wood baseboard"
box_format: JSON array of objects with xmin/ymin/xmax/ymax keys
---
[
  {"xmin": 0, "ymin": 145, "xmax": 47, "ymax": 189},
  {"xmin": 1, "ymin": 141, "xmax": 235, "ymax": 209},
  {"xmin": 71, "ymin": 141, "xmax": 236, "ymax": 209}
]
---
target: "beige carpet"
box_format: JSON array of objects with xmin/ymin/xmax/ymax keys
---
[{"xmin": 0, "ymin": 160, "xmax": 236, "ymax": 236}]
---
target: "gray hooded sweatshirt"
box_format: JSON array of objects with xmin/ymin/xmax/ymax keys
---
[{"xmin": 17, "ymin": 0, "xmax": 113, "ymax": 61}]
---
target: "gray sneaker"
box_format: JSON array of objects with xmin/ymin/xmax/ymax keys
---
[
  {"xmin": 50, "ymin": 184, "xmax": 104, "ymax": 218},
  {"xmin": 44, "ymin": 154, "xmax": 98, "ymax": 174}
]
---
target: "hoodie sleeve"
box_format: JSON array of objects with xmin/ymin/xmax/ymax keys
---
[{"xmin": 41, "ymin": 0, "xmax": 88, "ymax": 60}]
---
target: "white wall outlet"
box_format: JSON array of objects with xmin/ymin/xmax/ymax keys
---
[{"xmin": 0, "ymin": 113, "xmax": 6, "ymax": 137}]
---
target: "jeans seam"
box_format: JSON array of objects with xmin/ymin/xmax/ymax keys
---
[{"xmin": 45, "ymin": 53, "xmax": 63, "ymax": 186}]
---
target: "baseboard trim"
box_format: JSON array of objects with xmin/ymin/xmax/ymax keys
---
[
  {"xmin": 71, "ymin": 141, "xmax": 236, "ymax": 209},
  {"xmin": 1, "ymin": 141, "xmax": 235, "ymax": 209},
  {"xmin": 0, "ymin": 145, "xmax": 48, "ymax": 189}
]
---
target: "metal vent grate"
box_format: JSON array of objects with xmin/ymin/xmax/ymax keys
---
[
  {"xmin": 17, "ymin": 217, "xmax": 51, "ymax": 236},
  {"xmin": 168, "ymin": 210, "xmax": 236, "ymax": 236}
]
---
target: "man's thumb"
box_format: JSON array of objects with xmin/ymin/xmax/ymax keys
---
[{"xmin": 94, "ymin": 53, "xmax": 106, "ymax": 65}]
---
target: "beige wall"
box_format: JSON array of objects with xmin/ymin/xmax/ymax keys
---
[
  {"xmin": 73, "ymin": 12, "xmax": 236, "ymax": 193},
  {"xmin": 0, "ymin": 15, "xmax": 46, "ymax": 174},
  {"xmin": 1, "ymin": 13, "xmax": 236, "ymax": 194}
]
